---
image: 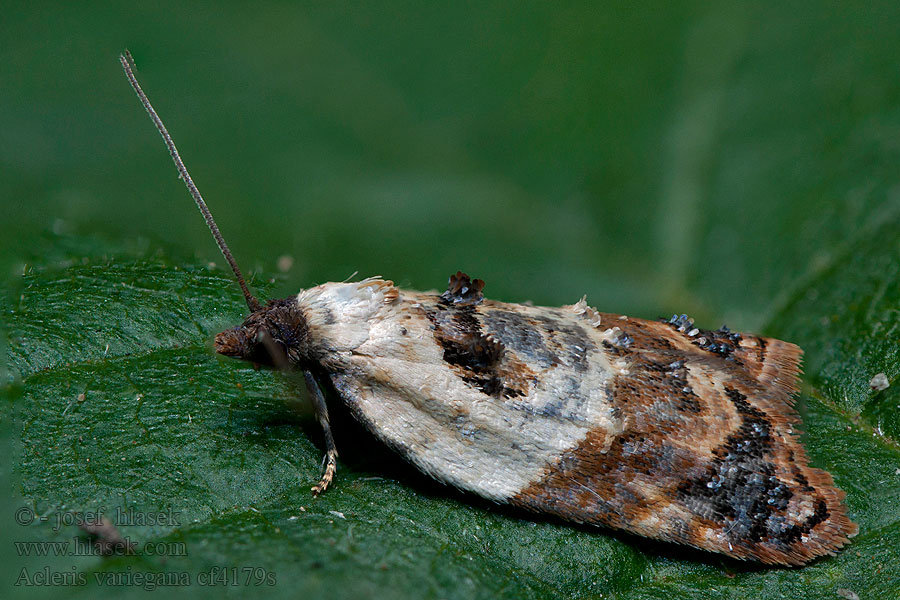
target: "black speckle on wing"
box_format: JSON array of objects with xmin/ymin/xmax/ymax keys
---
[{"xmin": 673, "ymin": 384, "xmax": 832, "ymax": 549}]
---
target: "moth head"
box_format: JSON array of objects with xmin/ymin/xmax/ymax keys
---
[
  {"xmin": 120, "ymin": 52, "xmax": 311, "ymax": 370},
  {"xmin": 214, "ymin": 298, "xmax": 310, "ymax": 369}
]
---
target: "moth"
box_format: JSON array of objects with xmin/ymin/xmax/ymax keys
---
[{"xmin": 120, "ymin": 52, "xmax": 857, "ymax": 566}]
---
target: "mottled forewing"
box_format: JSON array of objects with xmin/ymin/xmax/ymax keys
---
[
  {"xmin": 510, "ymin": 313, "xmax": 856, "ymax": 565},
  {"xmin": 325, "ymin": 293, "xmax": 621, "ymax": 502},
  {"xmin": 306, "ymin": 277, "xmax": 855, "ymax": 566}
]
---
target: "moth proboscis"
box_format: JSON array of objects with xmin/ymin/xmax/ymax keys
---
[{"xmin": 120, "ymin": 51, "xmax": 857, "ymax": 566}]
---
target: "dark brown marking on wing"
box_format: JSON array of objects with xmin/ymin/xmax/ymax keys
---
[
  {"xmin": 511, "ymin": 425, "xmax": 697, "ymax": 533},
  {"xmin": 756, "ymin": 336, "xmax": 768, "ymax": 363},
  {"xmin": 426, "ymin": 302, "xmax": 517, "ymax": 397},
  {"xmin": 425, "ymin": 285, "xmax": 537, "ymax": 399},
  {"xmin": 676, "ymin": 385, "xmax": 788, "ymax": 544},
  {"xmin": 512, "ymin": 315, "xmax": 857, "ymax": 565},
  {"xmin": 426, "ymin": 286, "xmax": 603, "ymax": 402},
  {"xmin": 675, "ymin": 381, "xmax": 846, "ymax": 557},
  {"xmin": 790, "ymin": 458, "xmax": 815, "ymax": 493},
  {"xmin": 433, "ymin": 305, "xmax": 503, "ymax": 370}
]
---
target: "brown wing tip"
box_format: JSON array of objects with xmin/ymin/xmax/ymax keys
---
[
  {"xmin": 739, "ymin": 337, "xmax": 804, "ymax": 399},
  {"xmin": 751, "ymin": 486, "xmax": 858, "ymax": 566},
  {"xmin": 714, "ymin": 454, "xmax": 856, "ymax": 567}
]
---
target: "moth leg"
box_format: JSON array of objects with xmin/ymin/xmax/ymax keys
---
[{"xmin": 303, "ymin": 370, "xmax": 338, "ymax": 496}]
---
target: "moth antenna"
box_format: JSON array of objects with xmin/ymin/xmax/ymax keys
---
[{"xmin": 119, "ymin": 50, "xmax": 261, "ymax": 312}]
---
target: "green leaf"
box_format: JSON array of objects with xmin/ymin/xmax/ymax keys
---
[{"xmin": 3, "ymin": 231, "xmax": 898, "ymax": 600}]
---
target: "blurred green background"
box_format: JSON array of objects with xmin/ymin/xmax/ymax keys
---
[
  {"xmin": 4, "ymin": 2, "xmax": 900, "ymax": 599},
  {"xmin": 4, "ymin": 2, "xmax": 897, "ymax": 326}
]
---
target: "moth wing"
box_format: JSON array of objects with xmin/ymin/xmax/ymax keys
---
[
  {"xmin": 510, "ymin": 315, "xmax": 857, "ymax": 565},
  {"xmin": 305, "ymin": 278, "xmax": 855, "ymax": 566}
]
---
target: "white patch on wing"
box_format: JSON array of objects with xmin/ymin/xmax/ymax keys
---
[
  {"xmin": 298, "ymin": 283, "xmax": 623, "ymax": 501},
  {"xmin": 297, "ymin": 279, "xmax": 396, "ymax": 352}
]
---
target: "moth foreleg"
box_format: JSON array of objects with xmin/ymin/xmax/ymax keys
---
[{"xmin": 303, "ymin": 370, "xmax": 338, "ymax": 496}]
